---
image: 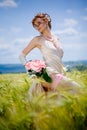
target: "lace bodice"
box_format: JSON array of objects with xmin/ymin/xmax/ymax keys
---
[{"xmin": 40, "ymin": 38, "xmax": 65, "ymax": 75}]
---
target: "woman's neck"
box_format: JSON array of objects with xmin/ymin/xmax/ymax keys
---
[
  {"xmin": 41, "ymin": 27, "xmax": 52, "ymax": 38},
  {"xmin": 42, "ymin": 31, "xmax": 54, "ymax": 41},
  {"xmin": 41, "ymin": 30, "xmax": 57, "ymax": 43}
]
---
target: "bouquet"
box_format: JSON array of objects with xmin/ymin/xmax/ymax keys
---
[{"xmin": 25, "ymin": 60, "xmax": 52, "ymax": 83}]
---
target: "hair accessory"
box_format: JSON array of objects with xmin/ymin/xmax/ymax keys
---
[{"xmin": 45, "ymin": 14, "xmax": 51, "ymax": 22}]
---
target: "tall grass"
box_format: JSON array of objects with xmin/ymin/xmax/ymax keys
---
[{"xmin": 0, "ymin": 70, "xmax": 87, "ymax": 130}]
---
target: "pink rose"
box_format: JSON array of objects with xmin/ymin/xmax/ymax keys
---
[{"xmin": 25, "ymin": 60, "xmax": 46, "ymax": 72}]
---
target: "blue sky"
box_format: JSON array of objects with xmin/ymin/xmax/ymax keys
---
[{"xmin": 0, "ymin": 0, "xmax": 87, "ymax": 64}]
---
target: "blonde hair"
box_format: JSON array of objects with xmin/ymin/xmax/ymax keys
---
[{"xmin": 32, "ymin": 13, "xmax": 51, "ymax": 29}]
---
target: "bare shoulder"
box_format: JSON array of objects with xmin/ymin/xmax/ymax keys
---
[
  {"xmin": 31, "ymin": 35, "xmax": 42, "ymax": 43},
  {"xmin": 34, "ymin": 35, "xmax": 43, "ymax": 41},
  {"xmin": 32, "ymin": 35, "xmax": 43, "ymax": 48}
]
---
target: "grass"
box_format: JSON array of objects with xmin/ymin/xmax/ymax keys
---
[{"xmin": 0, "ymin": 70, "xmax": 87, "ymax": 130}]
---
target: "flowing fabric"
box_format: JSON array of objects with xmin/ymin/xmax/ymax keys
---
[
  {"xmin": 28, "ymin": 37, "xmax": 80, "ymax": 97},
  {"xmin": 40, "ymin": 39, "xmax": 65, "ymax": 76},
  {"xmin": 39, "ymin": 37, "xmax": 80, "ymax": 90},
  {"xmin": 27, "ymin": 75, "xmax": 44, "ymax": 99}
]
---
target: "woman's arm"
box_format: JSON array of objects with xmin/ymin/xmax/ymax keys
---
[
  {"xmin": 19, "ymin": 37, "xmax": 38, "ymax": 65},
  {"xmin": 22, "ymin": 37, "xmax": 37, "ymax": 55}
]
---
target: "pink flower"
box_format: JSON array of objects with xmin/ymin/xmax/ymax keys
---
[{"xmin": 25, "ymin": 60, "xmax": 46, "ymax": 72}]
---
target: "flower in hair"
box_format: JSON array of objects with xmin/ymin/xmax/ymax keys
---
[{"xmin": 45, "ymin": 14, "xmax": 51, "ymax": 22}]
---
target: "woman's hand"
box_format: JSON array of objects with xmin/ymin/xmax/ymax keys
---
[{"xmin": 19, "ymin": 53, "xmax": 26, "ymax": 65}]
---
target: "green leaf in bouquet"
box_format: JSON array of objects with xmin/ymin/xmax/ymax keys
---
[{"xmin": 42, "ymin": 68, "xmax": 52, "ymax": 83}]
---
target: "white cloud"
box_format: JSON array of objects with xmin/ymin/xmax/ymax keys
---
[
  {"xmin": 80, "ymin": 32, "xmax": 87, "ymax": 38},
  {"xmin": 62, "ymin": 42, "xmax": 87, "ymax": 61},
  {"xmin": 0, "ymin": 0, "xmax": 18, "ymax": 8},
  {"xmin": 0, "ymin": 35, "xmax": 86, "ymax": 63},
  {"xmin": 13, "ymin": 37, "xmax": 32, "ymax": 45},
  {"xmin": 0, "ymin": 37, "xmax": 32, "ymax": 52},
  {"xmin": 62, "ymin": 42, "xmax": 84, "ymax": 49},
  {"xmin": 11, "ymin": 27, "xmax": 22, "ymax": 33},
  {"xmin": 82, "ymin": 16, "xmax": 87, "ymax": 21},
  {"xmin": 53, "ymin": 28, "xmax": 78, "ymax": 36},
  {"xmin": 0, "ymin": 37, "xmax": 8, "ymax": 48},
  {"xmin": 63, "ymin": 18, "xmax": 78, "ymax": 27},
  {"xmin": 66, "ymin": 9, "xmax": 73, "ymax": 13},
  {"xmin": 0, "ymin": 37, "xmax": 42, "ymax": 63},
  {"xmin": 55, "ymin": 18, "xmax": 79, "ymax": 38},
  {"xmin": 0, "ymin": 44, "xmax": 10, "ymax": 49},
  {"xmin": 85, "ymin": 8, "xmax": 87, "ymax": 11},
  {"xmin": 0, "ymin": 28, "xmax": 4, "ymax": 32}
]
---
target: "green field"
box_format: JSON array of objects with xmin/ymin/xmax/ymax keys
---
[{"xmin": 0, "ymin": 70, "xmax": 87, "ymax": 130}]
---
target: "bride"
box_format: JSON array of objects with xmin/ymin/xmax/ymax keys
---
[{"xmin": 19, "ymin": 13, "xmax": 80, "ymax": 95}]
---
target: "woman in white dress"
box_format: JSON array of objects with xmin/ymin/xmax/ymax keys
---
[{"xmin": 19, "ymin": 13, "xmax": 80, "ymax": 93}]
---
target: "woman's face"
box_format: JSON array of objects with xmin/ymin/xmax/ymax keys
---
[{"xmin": 34, "ymin": 18, "xmax": 48, "ymax": 33}]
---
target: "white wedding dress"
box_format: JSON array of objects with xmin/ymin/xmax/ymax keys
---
[
  {"xmin": 28, "ymin": 37, "xmax": 80, "ymax": 98},
  {"xmin": 40, "ymin": 37, "xmax": 80, "ymax": 87},
  {"xmin": 19, "ymin": 36, "xmax": 81, "ymax": 98},
  {"xmin": 40, "ymin": 37, "xmax": 65, "ymax": 76}
]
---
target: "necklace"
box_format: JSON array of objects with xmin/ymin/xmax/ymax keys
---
[
  {"xmin": 41, "ymin": 34, "xmax": 59, "ymax": 48},
  {"xmin": 42, "ymin": 34, "xmax": 54, "ymax": 42}
]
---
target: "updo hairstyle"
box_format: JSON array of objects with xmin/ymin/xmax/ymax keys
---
[{"xmin": 32, "ymin": 13, "xmax": 51, "ymax": 29}]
